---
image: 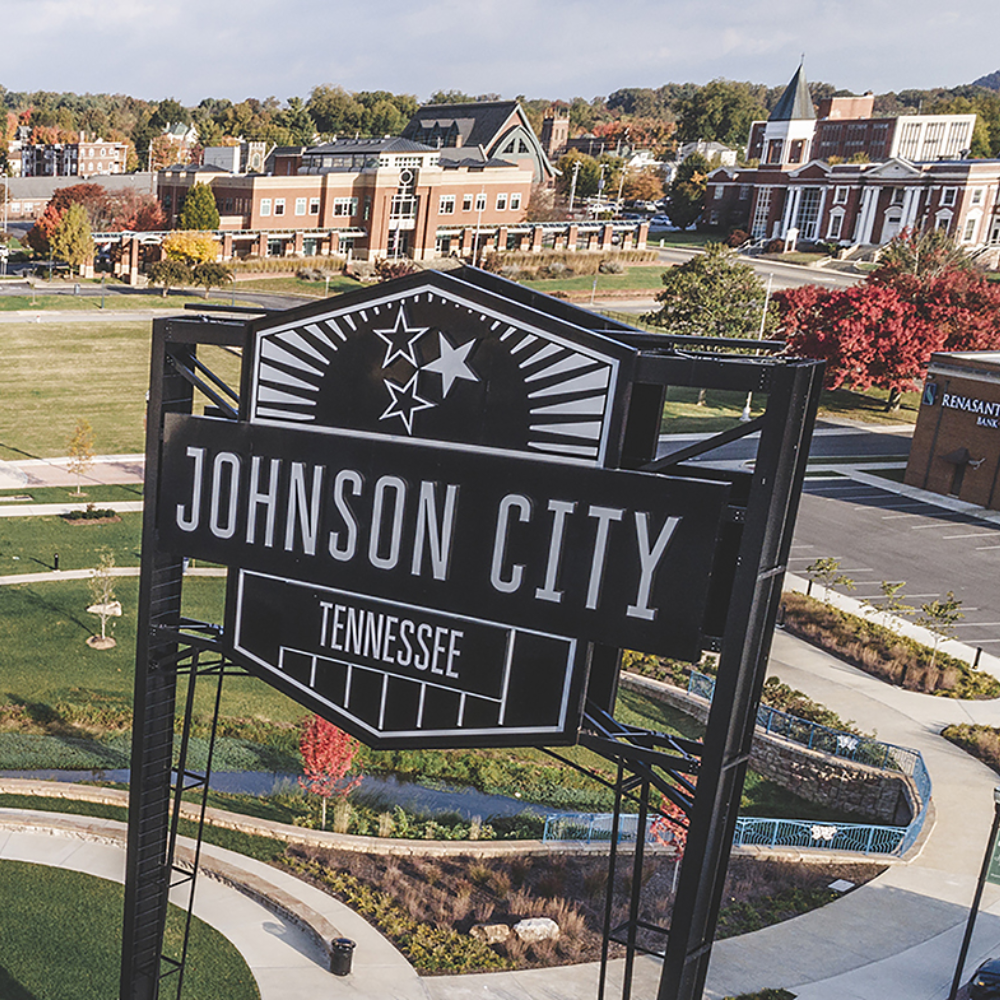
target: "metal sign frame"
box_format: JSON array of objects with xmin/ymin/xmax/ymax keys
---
[{"xmin": 121, "ymin": 269, "xmax": 822, "ymax": 1000}]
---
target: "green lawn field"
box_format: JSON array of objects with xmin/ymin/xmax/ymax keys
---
[
  {"xmin": 0, "ymin": 319, "xmax": 241, "ymax": 458},
  {"xmin": 0, "ymin": 861, "xmax": 258, "ymax": 1000},
  {"xmin": 0, "ymin": 511, "xmax": 143, "ymax": 575}
]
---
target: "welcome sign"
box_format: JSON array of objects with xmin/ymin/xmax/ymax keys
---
[{"xmin": 156, "ymin": 271, "xmax": 730, "ymax": 748}]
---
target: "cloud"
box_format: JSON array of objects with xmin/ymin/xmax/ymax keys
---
[{"xmin": 0, "ymin": 0, "xmax": 996, "ymax": 104}]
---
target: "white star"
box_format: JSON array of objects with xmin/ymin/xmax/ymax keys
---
[
  {"xmin": 423, "ymin": 332, "xmax": 480, "ymax": 397},
  {"xmin": 379, "ymin": 373, "xmax": 436, "ymax": 434},
  {"xmin": 374, "ymin": 305, "xmax": 428, "ymax": 369}
]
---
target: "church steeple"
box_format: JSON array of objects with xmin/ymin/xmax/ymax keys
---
[{"xmin": 769, "ymin": 63, "xmax": 815, "ymax": 122}]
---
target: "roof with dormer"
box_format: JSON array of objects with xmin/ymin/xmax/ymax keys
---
[{"xmin": 769, "ymin": 65, "xmax": 815, "ymax": 122}]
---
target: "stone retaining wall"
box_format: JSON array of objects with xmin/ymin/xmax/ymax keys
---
[{"xmin": 620, "ymin": 673, "xmax": 918, "ymax": 827}]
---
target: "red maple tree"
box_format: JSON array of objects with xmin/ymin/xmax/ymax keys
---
[
  {"xmin": 299, "ymin": 715, "xmax": 362, "ymax": 831},
  {"xmin": 649, "ymin": 793, "xmax": 689, "ymax": 854}
]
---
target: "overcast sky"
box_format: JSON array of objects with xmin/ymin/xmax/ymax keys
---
[{"xmin": 4, "ymin": 0, "xmax": 997, "ymax": 106}]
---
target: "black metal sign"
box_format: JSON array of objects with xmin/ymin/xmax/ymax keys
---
[
  {"xmin": 159, "ymin": 413, "xmax": 727, "ymax": 746},
  {"xmin": 150, "ymin": 271, "xmax": 731, "ymax": 747}
]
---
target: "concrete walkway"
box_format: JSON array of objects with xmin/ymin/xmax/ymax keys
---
[{"xmin": 0, "ymin": 809, "xmax": 430, "ymax": 1000}]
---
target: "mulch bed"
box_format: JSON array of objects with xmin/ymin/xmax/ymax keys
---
[{"xmin": 289, "ymin": 845, "xmax": 885, "ymax": 971}]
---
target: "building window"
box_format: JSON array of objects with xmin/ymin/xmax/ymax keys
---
[
  {"xmin": 739, "ymin": 184, "xmax": 751, "ymax": 200},
  {"xmin": 295, "ymin": 197, "xmax": 307, "ymax": 216},
  {"xmin": 788, "ymin": 139, "xmax": 805, "ymax": 164},
  {"xmin": 333, "ymin": 197, "xmax": 357, "ymax": 217},
  {"xmin": 708, "ymin": 210, "xmax": 720, "ymax": 225},
  {"xmin": 972, "ymin": 188, "xmax": 985, "ymax": 206},
  {"xmin": 439, "ymin": 195, "xmax": 455, "ymax": 215},
  {"xmin": 890, "ymin": 188, "xmax": 905, "ymax": 206},
  {"xmin": 475, "ymin": 193, "xmax": 486, "ymax": 212},
  {"xmin": 274, "ymin": 198, "xmax": 285, "ymax": 216},
  {"xmin": 364, "ymin": 196, "xmax": 371, "ymax": 221},
  {"xmin": 941, "ymin": 187, "xmax": 957, "ymax": 206},
  {"xmin": 794, "ymin": 187, "xmax": 822, "ymax": 241},
  {"xmin": 828, "ymin": 213, "xmax": 844, "ymax": 240},
  {"xmin": 833, "ymin": 186, "xmax": 848, "ymax": 204},
  {"xmin": 309, "ymin": 197, "xmax": 321, "ymax": 215},
  {"xmin": 224, "ymin": 198, "xmax": 234, "ymax": 213},
  {"xmin": 766, "ymin": 139, "xmax": 783, "ymax": 164},
  {"xmin": 751, "ymin": 187, "xmax": 773, "ymax": 239},
  {"xmin": 510, "ymin": 192, "xmax": 522, "ymax": 211},
  {"xmin": 712, "ymin": 186, "xmax": 723, "ymax": 200},
  {"xmin": 497, "ymin": 193, "xmax": 507, "ymax": 210},
  {"xmin": 260, "ymin": 198, "xmax": 271, "ymax": 217},
  {"xmin": 462, "ymin": 194, "xmax": 473, "ymax": 212},
  {"xmin": 963, "ymin": 216, "xmax": 978, "ymax": 241}
]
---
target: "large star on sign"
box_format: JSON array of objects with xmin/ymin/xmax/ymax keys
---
[
  {"xmin": 380, "ymin": 373, "xmax": 436, "ymax": 434},
  {"xmin": 374, "ymin": 306, "xmax": 428, "ymax": 368},
  {"xmin": 423, "ymin": 332, "xmax": 480, "ymax": 397}
]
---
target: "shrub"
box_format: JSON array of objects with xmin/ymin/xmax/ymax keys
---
[
  {"xmin": 726, "ymin": 229, "xmax": 750, "ymax": 247},
  {"xmin": 598, "ymin": 259, "xmax": 624, "ymax": 274}
]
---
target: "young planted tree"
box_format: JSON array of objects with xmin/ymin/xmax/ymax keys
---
[
  {"xmin": 915, "ymin": 591, "xmax": 964, "ymax": 670},
  {"xmin": 86, "ymin": 549, "xmax": 120, "ymax": 649},
  {"xmin": 178, "ymin": 182, "xmax": 221, "ymax": 230},
  {"xmin": 864, "ymin": 580, "xmax": 913, "ymax": 630},
  {"xmin": 50, "ymin": 202, "xmax": 94, "ymax": 274},
  {"xmin": 147, "ymin": 258, "xmax": 193, "ymax": 297},
  {"xmin": 804, "ymin": 556, "xmax": 855, "ymax": 604},
  {"xmin": 162, "ymin": 230, "xmax": 219, "ymax": 265},
  {"xmin": 67, "ymin": 418, "xmax": 95, "ymax": 496},
  {"xmin": 299, "ymin": 715, "xmax": 363, "ymax": 831},
  {"xmin": 191, "ymin": 260, "xmax": 233, "ymax": 298}
]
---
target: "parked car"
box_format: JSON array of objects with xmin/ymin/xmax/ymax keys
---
[
  {"xmin": 649, "ymin": 215, "xmax": 674, "ymax": 228},
  {"xmin": 972, "ymin": 957, "xmax": 1000, "ymax": 999}
]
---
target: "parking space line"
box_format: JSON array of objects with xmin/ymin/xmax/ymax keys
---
[
  {"xmin": 942, "ymin": 533, "xmax": 999, "ymax": 540},
  {"xmin": 976, "ymin": 545, "xmax": 1000, "ymax": 551}
]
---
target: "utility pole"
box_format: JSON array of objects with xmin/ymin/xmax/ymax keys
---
[
  {"xmin": 568, "ymin": 160, "xmax": 581, "ymax": 213},
  {"xmin": 741, "ymin": 272, "xmax": 773, "ymax": 422}
]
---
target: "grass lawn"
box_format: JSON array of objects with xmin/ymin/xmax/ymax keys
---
[
  {"xmin": 0, "ymin": 484, "xmax": 144, "ymax": 505},
  {"xmin": 522, "ymin": 265, "xmax": 667, "ymax": 295},
  {"xmin": 0, "ymin": 320, "xmax": 240, "ymax": 459},
  {"xmin": 646, "ymin": 230, "xmax": 713, "ymax": 247},
  {"xmin": 231, "ymin": 274, "xmax": 359, "ymax": 296},
  {"xmin": 0, "ymin": 290, "xmax": 211, "ymax": 312},
  {"xmin": 0, "ymin": 511, "xmax": 143, "ymax": 575},
  {"xmin": 0, "ymin": 861, "xmax": 259, "ymax": 1000}
]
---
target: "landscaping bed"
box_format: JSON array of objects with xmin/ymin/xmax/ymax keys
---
[
  {"xmin": 942, "ymin": 724, "xmax": 1000, "ymax": 774},
  {"xmin": 781, "ymin": 592, "xmax": 999, "ymax": 699},
  {"xmin": 283, "ymin": 845, "xmax": 884, "ymax": 972}
]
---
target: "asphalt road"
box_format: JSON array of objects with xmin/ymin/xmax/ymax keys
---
[
  {"xmin": 654, "ymin": 247, "xmax": 861, "ymax": 291},
  {"xmin": 659, "ymin": 424, "xmax": 1000, "ymax": 650}
]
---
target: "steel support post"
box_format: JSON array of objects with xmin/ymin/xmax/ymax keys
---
[{"xmin": 657, "ymin": 360, "xmax": 823, "ymax": 1000}]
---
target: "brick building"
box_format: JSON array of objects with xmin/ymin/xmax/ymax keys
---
[
  {"xmin": 158, "ymin": 136, "xmax": 535, "ymax": 261},
  {"xmin": 906, "ymin": 352, "xmax": 1000, "ymax": 511},
  {"xmin": 706, "ymin": 65, "xmax": 993, "ymax": 252},
  {"xmin": 22, "ymin": 136, "xmax": 129, "ymax": 178}
]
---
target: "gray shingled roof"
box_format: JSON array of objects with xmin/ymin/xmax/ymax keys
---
[
  {"xmin": 403, "ymin": 101, "xmax": 520, "ymax": 150},
  {"xmin": 770, "ymin": 65, "xmax": 815, "ymax": 121},
  {"xmin": 305, "ymin": 137, "xmax": 435, "ymax": 155}
]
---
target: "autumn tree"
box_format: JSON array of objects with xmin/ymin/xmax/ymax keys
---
[
  {"xmin": 147, "ymin": 259, "xmax": 193, "ymax": 297},
  {"xmin": 777, "ymin": 231, "xmax": 1000, "ymax": 409},
  {"xmin": 108, "ymin": 189, "xmax": 167, "ymax": 231},
  {"xmin": 67, "ymin": 418, "xmax": 95, "ymax": 495},
  {"xmin": 191, "ymin": 261, "xmax": 232, "ymax": 298},
  {"xmin": 26, "ymin": 202, "xmax": 64, "ymax": 255},
  {"xmin": 50, "ymin": 203, "xmax": 94, "ymax": 272},
  {"xmin": 644, "ymin": 243, "xmax": 778, "ymax": 340},
  {"xmin": 622, "ymin": 167, "xmax": 665, "ymax": 203},
  {"xmin": 178, "ymin": 183, "xmax": 220, "ymax": 230},
  {"xmin": 162, "ymin": 230, "xmax": 219, "ymax": 264},
  {"xmin": 49, "ymin": 183, "xmax": 113, "ymax": 230},
  {"xmin": 299, "ymin": 715, "xmax": 362, "ymax": 831}
]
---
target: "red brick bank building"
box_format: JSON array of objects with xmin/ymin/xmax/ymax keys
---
[{"xmin": 906, "ymin": 352, "xmax": 1000, "ymax": 510}]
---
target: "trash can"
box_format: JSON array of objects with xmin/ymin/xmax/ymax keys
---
[{"xmin": 330, "ymin": 937, "xmax": 355, "ymax": 976}]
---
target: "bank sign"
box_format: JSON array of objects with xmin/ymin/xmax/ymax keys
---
[{"xmin": 157, "ymin": 272, "xmax": 730, "ymax": 748}]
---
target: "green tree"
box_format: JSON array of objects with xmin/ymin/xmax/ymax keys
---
[
  {"xmin": 675, "ymin": 80, "xmax": 767, "ymax": 147},
  {"xmin": 178, "ymin": 182, "xmax": 220, "ymax": 230},
  {"xmin": 644, "ymin": 243, "xmax": 778, "ymax": 341},
  {"xmin": 667, "ymin": 152, "xmax": 710, "ymax": 230},
  {"xmin": 147, "ymin": 258, "xmax": 193, "ymax": 297},
  {"xmin": 280, "ymin": 97, "xmax": 316, "ymax": 145},
  {"xmin": 191, "ymin": 260, "xmax": 233, "ymax": 298},
  {"xmin": 50, "ymin": 203, "xmax": 93, "ymax": 272},
  {"xmin": 872, "ymin": 228, "xmax": 979, "ymax": 281},
  {"xmin": 308, "ymin": 85, "xmax": 363, "ymax": 135},
  {"xmin": 556, "ymin": 150, "xmax": 602, "ymax": 198},
  {"xmin": 803, "ymin": 557, "xmax": 856, "ymax": 605},
  {"xmin": 915, "ymin": 592, "xmax": 964, "ymax": 670},
  {"xmin": 864, "ymin": 580, "xmax": 913, "ymax": 629}
]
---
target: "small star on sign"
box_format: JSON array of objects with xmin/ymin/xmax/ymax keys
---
[
  {"xmin": 380, "ymin": 373, "xmax": 436, "ymax": 434},
  {"xmin": 423, "ymin": 332, "xmax": 480, "ymax": 397},
  {"xmin": 374, "ymin": 305, "xmax": 429, "ymax": 368}
]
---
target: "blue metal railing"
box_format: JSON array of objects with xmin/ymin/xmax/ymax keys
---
[{"xmin": 542, "ymin": 672, "xmax": 933, "ymax": 857}]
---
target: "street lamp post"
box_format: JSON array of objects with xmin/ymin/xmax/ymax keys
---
[
  {"xmin": 948, "ymin": 785, "xmax": 1000, "ymax": 1000},
  {"xmin": 740, "ymin": 272, "xmax": 774, "ymax": 422}
]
